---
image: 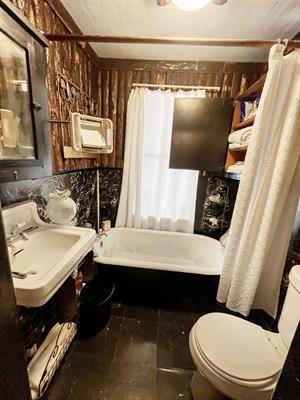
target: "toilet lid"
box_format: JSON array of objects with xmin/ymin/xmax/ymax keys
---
[{"xmin": 193, "ymin": 313, "xmax": 283, "ymax": 382}]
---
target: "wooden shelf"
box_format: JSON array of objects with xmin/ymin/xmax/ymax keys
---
[
  {"xmin": 236, "ymin": 74, "xmax": 266, "ymax": 101},
  {"xmin": 224, "ymin": 172, "xmax": 242, "ymax": 181},
  {"xmin": 228, "ymin": 145, "xmax": 248, "ymax": 152},
  {"xmin": 232, "ymin": 116, "xmax": 255, "ymax": 131},
  {"xmin": 225, "ymin": 73, "xmax": 266, "ymax": 172}
]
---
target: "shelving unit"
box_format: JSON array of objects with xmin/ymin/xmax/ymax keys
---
[
  {"xmin": 232, "ymin": 116, "xmax": 255, "ymax": 131},
  {"xmin": 235, "ymin": 74, "xmax": 266, "ymax": 101},
  {"xmin": 224, "ymin": 172, "xmax": 242, "ymax": 181},
  {"xmin": 224, "ymin": 73, "xmax": 266, "ymax": 174}
]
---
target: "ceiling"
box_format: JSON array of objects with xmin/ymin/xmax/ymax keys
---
[{"xmin": 61, "ymin": 0, "xmax": 300, "ymax": 62}]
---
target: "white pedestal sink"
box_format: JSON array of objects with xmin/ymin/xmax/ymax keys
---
[{"xmin": 3, "ymin": 202, "xmax": 96, "ymax": 307}]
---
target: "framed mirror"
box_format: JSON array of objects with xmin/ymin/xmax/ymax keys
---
[
  {"xmin": 0, "ymin": 30, "xmax": 36, "ymax": 161},
  {"xmin": 0, "ymin": 1, "xmax": 52, "ymax": 182}
]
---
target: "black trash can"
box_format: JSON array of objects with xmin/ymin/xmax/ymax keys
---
[{"xmin": 78, "ymin": 275, "xmax": 115, "ymax": 339}]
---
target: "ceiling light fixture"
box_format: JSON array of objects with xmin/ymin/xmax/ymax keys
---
[{"xmin": 173, "ymin": 0, "xmax": 211, "ymax": 12}]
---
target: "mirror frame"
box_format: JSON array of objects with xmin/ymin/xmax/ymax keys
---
[{"xmin": 0, "ymin": 0, "xmax": 52, "ymax": 182}]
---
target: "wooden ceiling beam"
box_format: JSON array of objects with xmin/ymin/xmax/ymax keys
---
[{"xmin": 44, "ymin": 34, "xmax": 300, "ymax": 49}]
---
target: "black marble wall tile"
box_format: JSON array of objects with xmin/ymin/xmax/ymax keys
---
[
  {"xmin": 97, "ymin": 170, "xmax": 239, "ymax": 237},
  {"xmin": 98, "ymin": 168, "xmax": 122, "ymax": 227},
  {"xmin": 0, "ymin": 170, "xmax": 98, "ymax": 229},
  {"xmin": 196, "ymin": 177, "xmax": 239, "ymax": 239}
]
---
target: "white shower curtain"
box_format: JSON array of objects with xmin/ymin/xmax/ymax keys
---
[
  {"xmin": 217, "ymin": 44, "xmax": 300, "ymax": 318},
  {"xmin": 116, "ymin": 88, "xmax": 203, "ymax": 233}
]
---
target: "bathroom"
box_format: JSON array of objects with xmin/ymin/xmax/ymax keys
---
[{"xmin": 0, "ymin": 0, "xmax": 299, "ymax": 399}]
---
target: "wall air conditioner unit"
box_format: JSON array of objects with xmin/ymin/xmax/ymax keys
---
[{"xmin": 64, "ymin": 112, "xmax": 113, "ymax": 159}]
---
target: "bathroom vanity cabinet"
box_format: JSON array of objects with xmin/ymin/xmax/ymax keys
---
[
  {"xmin": 54, "ymin": 251, "xmax": 96, "ymax": 322},
  {"xmin": 0, "ymin": 1, "xmax": 52, "ymax": 182}
]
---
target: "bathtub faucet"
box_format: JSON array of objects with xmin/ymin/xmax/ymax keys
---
[{"xmin": 98, "ymin": 229, "xmax": 108, "ymax": 238}]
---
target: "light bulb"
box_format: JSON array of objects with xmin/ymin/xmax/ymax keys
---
[{"xmin": 173, "ymin": 0, "xmax": 211, "ymax": 12}]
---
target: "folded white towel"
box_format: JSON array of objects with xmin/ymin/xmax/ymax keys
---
[
  {"xmin": 0, "ymin": 109, "xmax": 18, "ymax": 148},
  {"xmin": 227, "ymin": 162, "xmax": 245, "ymax": 174},
  {"xmin": 228, "ymin": 127, "xmax": 252, "ymax": 144},
  {"xmin": 28, "ymin": 322, "xmax": 76, "ymax": 399},
  {"xmin": 229, "ymin": 143, "xmax": 248, "ymax": 150}
]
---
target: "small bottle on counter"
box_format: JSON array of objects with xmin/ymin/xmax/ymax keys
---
[{"xmin": 101, "ymin": 219, "xmax": 111, "ymax": 232}]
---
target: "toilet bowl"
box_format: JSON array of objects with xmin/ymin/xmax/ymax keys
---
[{"xmin": 189, "ymin": 265, "xmax": 300, "ymax": 400}]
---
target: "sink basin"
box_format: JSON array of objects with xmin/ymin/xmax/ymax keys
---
[{"xmin": 3, "ymin": 202, "xmax": 96, "ymax": 307}]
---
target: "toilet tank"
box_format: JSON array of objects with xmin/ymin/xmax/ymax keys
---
[{"xmin": 278, "ymin": 265, "xmax": 300, "ymax": 349}]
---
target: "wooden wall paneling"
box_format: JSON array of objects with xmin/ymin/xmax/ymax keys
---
[
  {"xmin": 149, "ymin": 70, "xmax": 158, "ymax": 84},
  {"xmin": 116, "ymin": 70, "xmax": 126, "ymax": 167},
  {"xmin": 8, "ymin": 1, "xmax": 267, "ymax": 171},
  {"xmin": 45, "ymin": 0, "xmax": 99, "ymax": 66},
  {"xmin": 164, "ymin": 71, "xmax": 171, "ymax": 85},
  {"xmin": 97, "ymin": 59, "xmax": 266, "ymax": 168},
  {"xmin": 206, "ymin": 72, "xmax": 216, "ymax": 97},
  {"xmin": 109, "ymin": 69, "xmax": 119, "ymax": 167},
  {"xmin": 198, "ymin": 72, "xmax": 209, "ymax": 87},
  {"xmin": 240, "ymin": 73, "xmax": 249, "ymax": 95},
  {"xmin": 186, "ymin": 72, "xmax": 196, "ymax": 86},
  {"xmin": 170, "ymin": 71, "xmax": 179, "ymax": 85},
  {"xmin": 180, "ymin": 70, "xmax": 190, "ymax": 86},
  {"xmin": 98, "ymin": 59, "xmax": 266, "ymax": 74},
  {"xmin": 100, "ymin": 69, "xmax": 110, "ymax": 167},
  {"xmin": 230, "ymin": 72, "xmax": 242, "ymax": 98},
  {"xmin": 155, "ymin": 71, "xmax": 166, "ymax": 86},
  {"xmin": 220, "ymin": 72, "xmax": 230, "ymax": 97},
  {"xmin": 133, "ymin": 70, "xmax": 143, "ymax": 84},
  {"xmin": 213, "ymin": 73, "xmax": 223, "ymax": 98}
]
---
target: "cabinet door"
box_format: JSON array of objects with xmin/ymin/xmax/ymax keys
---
[
  {"xmin": 0, "ymin": 4, "xmax": 52, "ymax": 182},
  {"xmin": 170, "ymin": 98, "xmax": 233, "ymax": 172}
]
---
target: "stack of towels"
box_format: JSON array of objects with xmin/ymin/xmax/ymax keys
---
[
  {"xmin": 228, "ymin": 126, "xmax": 252, "ymax": 150},
  {"xmin": 28, "ymin": 322, "xmax": 77, "ymax": 399},
  {"xmin": 226, "ymin": 161, "xmax": 245, "ymax": 175}
]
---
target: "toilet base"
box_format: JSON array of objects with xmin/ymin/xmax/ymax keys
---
[{"xmin": 191, "ymin": 371, "xmax": 229, "ymax": 400}]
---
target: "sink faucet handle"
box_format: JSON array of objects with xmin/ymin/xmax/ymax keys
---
[{"xmin": 10, "ymin": 221, "xmax": 26, "ymax": 235}]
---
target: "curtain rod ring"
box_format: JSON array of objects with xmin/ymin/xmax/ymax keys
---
[
  {"xmin": 276, "ymin": 38, "xmax": 289, "ymax": 50},
  {"xmin": 282, "ymin": 39, "xmax": 289, "ymax": 50}
]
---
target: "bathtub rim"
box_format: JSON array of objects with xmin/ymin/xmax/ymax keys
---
[{"xmin": 94, "ymin": 227, "xmax": 224, "ymax": 276}]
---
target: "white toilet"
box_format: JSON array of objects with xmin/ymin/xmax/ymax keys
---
[{"xmin": 189, "ymin": 265, "xmax": 300, "ymax": 400}]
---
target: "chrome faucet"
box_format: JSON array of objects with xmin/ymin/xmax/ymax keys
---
[
  {"xmin": 10, "ymin": 221, "xmax": 26, "ymax": 235},
  {"xmin": 19, "ymin": 231, "xmax": 29, "ymax": 240},
  {"xmin": 9, "ymin": 222, "xmax": 29, "ymax": 241}
]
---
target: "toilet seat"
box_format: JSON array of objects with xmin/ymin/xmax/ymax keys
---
[{"xmin": 191, "ymin": 313, "xmax": 284, "ymax": 387}]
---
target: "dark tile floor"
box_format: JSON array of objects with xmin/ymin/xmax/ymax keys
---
[
  {"xmin": 44, "ymin": 303, "xmax": 199, "ymax": 400},
  {"xmin": 43, "ymin": 269, "xmax": 275, "ymax": 400}
]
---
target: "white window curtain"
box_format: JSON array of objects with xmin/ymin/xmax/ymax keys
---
[
  {"xmin": 116, "ymin": 88, "xmax": 204, "ymax": 233},
  {"xmin": 217, "ymin": 44, "xmax": 300, "ymax": 318}
]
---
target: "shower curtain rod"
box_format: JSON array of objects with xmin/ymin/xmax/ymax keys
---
[
  {"xmin": 44, "ymin": 34, "xmax": 299, "ymax": 49},
  {"xmin": 132, "ymin": 83, "xmax": 221, "ymax": 91}
]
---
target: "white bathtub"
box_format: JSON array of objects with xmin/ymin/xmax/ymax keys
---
[{"xmin": 94, "ymin": 228, "xmax": 224, "ymax": 275}]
